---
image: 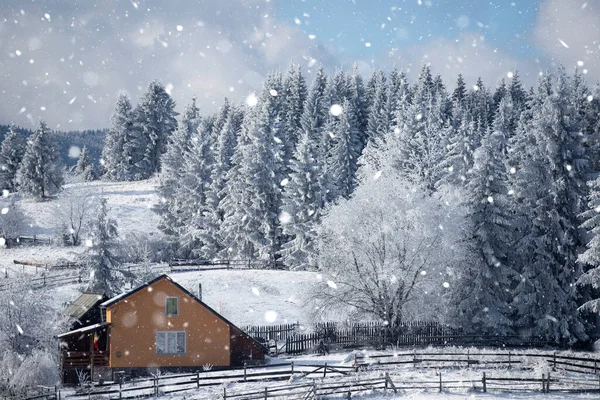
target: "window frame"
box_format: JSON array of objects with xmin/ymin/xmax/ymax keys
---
[
  {"xmin": 155, "ymin": 331, "xmax": 186, "ymax": 355},
  {"xmin": 165, "ymin": 296, "xmax": 179, "ymax": 316}
]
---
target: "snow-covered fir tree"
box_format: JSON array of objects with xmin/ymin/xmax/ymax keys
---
[
  {"xmin": 328, "ymin": 98, "xmax": 362, "ymax": 200},
  {"xmin": 133, "ymin": 80, "xmax": 178, "ymax": 179},
  {"xmin": 84, "ymin": 197, "xmax": 127, "ymax": 297},
  {"xmin": 102, "ymin": 94, "xmax": 135, "ymax": 181},
  {"xmin": 16, "ymin": 120, "xmax": 64, "ymax": 199},
  {"xmin": 577, "ymin": 174, "xmax": 600, "ymax": 314},
  {"xmin": 279, "ymin": 131, "xmax": 321, "ymax": 270},
  {"xmin": 508, "ymin": 70, "xmax": 589, "ymax": 344},
  {"xmin": 156, "ymin": 98, "xmax": 200, "ymax": 242},
  {"xmin": 177, "ymin": 116, "xmax": 216, "ymax": 258},
  {"xmin": 76, "ymin": 146, "xmax": 95, "ymax": 181},
  {"xmin": 0, "ymin": 124, "xmax": 26, "ymax": 192},
  {"xmin": 449, "ymin": 131, "xmax": 515, "ymax": 335}
]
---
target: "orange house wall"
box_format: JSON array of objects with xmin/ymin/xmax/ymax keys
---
[{"xmin": 106, "ymin": 279, "xmax": 231, "ymax": 368}]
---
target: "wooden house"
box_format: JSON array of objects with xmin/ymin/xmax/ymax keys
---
[{"xmin": 58, "ymin": 274, "xmax": 267, "ymax": 384}]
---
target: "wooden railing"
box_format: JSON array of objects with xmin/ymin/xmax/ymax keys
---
[{"xmin": 62, "ymin": 351, "xmax": 109, "ymax": 368}]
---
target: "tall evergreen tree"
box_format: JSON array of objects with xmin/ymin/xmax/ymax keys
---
[
  {"xmin": 102, "ymin": 94, "xmax": 135, "ymax": 181},
  {"xmin": 279, "ymin": 131, "xmax": 321, "ymax": 270},
  {"xmin": 509, "ymin": 71, "xmax": 588, "ymax": 344},
  {"xmin": 156, "ymin": 98, "xmax": 201, "ymax": 241},
  {"xmin": 0, "ymin": 124, "xmax": 26, "ymax": 192},
  {"xmin": 177, "ymin": 117, "xmax": 216, "ymax": 258},
  {"xmin": 16, "ymin": 120, "xmax": 63, "ymax": 199},
  {"xmin": 281, "ymin": 64, "xmax": 307, "ymax": 172},
  {"xmin": 577, "ymin": 174, "xmax": 600, "ymax": 314},
  {"xmin": 451, "ymin": 131, "xmax": 515, "ymax": 334},
  {"xmin": 85, "ymin": 197, "xmax": 125, "ymax": 297},
  {"xmin": 328, "ymin": 99, "xmax": 362, "ymax": 200},
  {"xmin": 134, "ymin": 80, "xmax": 178, "ymax": 178}
]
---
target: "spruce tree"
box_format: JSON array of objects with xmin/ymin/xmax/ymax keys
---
[
  {"xmin": 0, "ymin": 124, "xmax": 26, "ymax": 192},
  {"xmin": 577, "ymin": 174, "xmax": 600, "ymax": 314},
  {"xmin": 102, "ymin": 94, "xmax": 135, "ymax": 181},
  {"xmin": 509, "ymin": 71, "xmax": 588, "ymax": 344},
  {"xmin": 279, "ymin": 131, "xmax": 321, "ymax": 270},
  {"xmin": 85, "ymin": 198, "xmax": 125, "ymax": 296},
  {"xmin": 134, "ymin": 80, "xmax": 178, "ymax": 178},
  {"xmin": 16, "ymin": 120, "xmax": 63, "ymax": 199},
  {"xmin": 156, "ymin": 98, "xmax": 200, "ymax": 241},
  {"xmin": 451, "ymin": 131, "xmax": 515, "ymax": 334}
]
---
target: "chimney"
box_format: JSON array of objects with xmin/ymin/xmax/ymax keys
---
[{"xmin": 198, "ymin": 283, "xmax": 202, "ymax": 302}]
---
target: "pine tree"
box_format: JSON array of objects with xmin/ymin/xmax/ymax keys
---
[
  {"xmin": 577, "ymin": 175, "xmax": 600, "ymax": 314},
  {"xmin": 452, "ymin": 74, "xmax": 468, "ymax": 105},
  {"xmin": 347, "ymin": 63, "xmax": 369, "ymax": 147},
  {"xmin": 134, "ymin": 80, "xmax": 178, "ymax": 178},
  {"xmin": 451, "ymin": 131, "xmax": 515, "ymax": 334},
  {"xmin": 328, "ymin": 99, "xmax": 362, "ymax": 200},
  {"xmin": 76, "ymin": 146, "xmax": 96, "ymax": 181},
  {"xmin": 156, "ymin": 98, "xmax": 200, "ymax": 241},
  {"xmin": 102, "ymin": 94, "xmax": 135, "ymax": 181},
  {"xmin": 279, "ymin": 131, "xmax": 321, "ymax": 270},
  {"xmin": 281, "ymin": 64, "xmax": 307, "ymax": 173},
  {"xmin": 509, "ymin": 71, "xmax": 588, "ymax": 344},
  {"xmin": 85, "ymin": 198, "xmax": 125, "ymax": 296},
  {"xmin": 177, "ymin": 117, "xmax": 216, "ymax": 258},
  {"xmin": 0, "ymin": 124, "xmax": 26, "ymax": 192},
  {"xmin": 220, "ymin": 75, "xmax": 286, "ymax": 261},
  {"xmin": 16, "ymin": 120, "xmax": 64, "ymax": 199}
]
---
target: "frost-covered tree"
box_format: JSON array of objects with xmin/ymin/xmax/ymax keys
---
[
  {"xmin": 102, "ymin": 94, "xmax": 135, "ymax": 181},
  {"xmin": 134, "ymin": 80, "xmax": 178, "ymax": 178},
  {"xmin": 577, "ymin": 175, "xmax": 600, "ymax": 314},
  {"xmin": 177, "ymin": 117, "xmax": 217, "ymax": 258},
  {"xmin": 328, "ymin": 98, "xmax": 362, "ymax": 200},
  {"xmin": 279, "ymin": 131, "xmax": 321, "ymax": 270},
  {"xmin": 220, "ymin": 74, "xmax": 286, "ymax": 261},
  {"xmin": 0, "ymin": 124, "xmax": 26, "ymax": 192},
  {"xmin": 156, "ymin": 98, "xmax": 200, "ymax": 241},
  {"xmin": 76, "ymin": 146, "xmax": 95, "ymax": 181},
  {"xmin": 281, "ymin": 64, "xmax": 307, "ymax": 171},
  {"xmin": 311, "ymin": 171, "xmax": 465, "ymax": 329},
  {"xmin": 365, "ymin": 70, "xmax": 388, "ymax": 145},
  {"xmin": 449, "ymin": 132, "xmax": 516, "ymax": 335},
  {"xmin": 84, "ymin": 198, "xmax": 127, "ymax": 296},
  {"xmin": 509, "ymin": 71, "xmax": 588, "ymax": 344},
  {"xmin": 16, "ymin": 120, "xmax": 63, "ymax": 199}
]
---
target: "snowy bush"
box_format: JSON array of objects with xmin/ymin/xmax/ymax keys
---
[
  {"xmin": 121, "ymin": 231, "xmax": 173, "ymax": 263},
  {"xmin": 0, "ymin": 200, "xmax": 30, "ymax": 242},
  {"xmin": 9, "ymin": 350, "xmax": 59, "ymax": 390}
]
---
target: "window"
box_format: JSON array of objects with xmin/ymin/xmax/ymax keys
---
[
  {"xmin": 165, "ymin": 297, "xmax": 178, "ymax": 316},
  {"xmin": 156, "ymin": 331, "xmax": 186, "ymax": 354}
]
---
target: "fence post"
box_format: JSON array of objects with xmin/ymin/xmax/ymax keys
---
[
  {"xmin": 439, "ymin": 372, "xmax": 442, "ymax": 392},
  {"xmin": 595, "ymin": 359, "xmax": 597, "ymax": 375},
  {"xmin": 384, "ymin": 372, "xmax": 389, "ymax": 392},
  {"xmin": 553, "ymin": 352, "xmax": 556, "ymax": 370},
  {"xmin": 223, "ymin": 387, "xmax": 227, "ymax": 400},
  {"xmin": 508, "ymin": 352, "xmax": 511, "ymax": 369},
  {"xmin": 291, "ymin": 361, "xmax": 294, "ymax": 375},
  {"xmin": 547, "ymin": 372, "xmax": 551, "ymax": 393},
  {"xmin": 482, "ymin": 372, "xmax": 486, "ymax": 393},
  {"xmin": 244, "ymin": 361, "xmax": 247, "ymax": 382},
  {"xmin": 119, "ymin": 379, "xmax": 122, "ymax": 399},
  {"xmin": 264, "ymin": 387, "xmax": 268, "ymax": 400},
  {"xmin": 542, "ymin": 374, "xmax": 545, "ymax": 393},
  {"xmin": 323, "ymin": 362, "xmax": 327, "ymax": 378},
  {"xmin": 196, "ymin": 371, "xmax": 200, "ymax": 388}
]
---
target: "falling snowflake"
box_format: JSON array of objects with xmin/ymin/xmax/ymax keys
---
[
  {"xmin": 252, "ymin": 287, "xmax": 260, "ymax": 296},
  {"xmin": 558, "ymin": 38, "xmax": 569, "ymax": 48},
  {"xmin": 327, "ymin": 280, "xmax": 338, "ymax": 289},
  {"xmin": 269, "ymin": 89, "xmax": 278, "ymax": 96},
  {"xmin": 264, "ymin": 310, "xmax": 278, "ymax": 323},
  {"xmin": 279, "ymin": 211, "xmax": 292, "ymax": 224},
  {"xmin": 330, "ymin": 104, "xmax": 343, "ymax": 116},
  {"xmin": 1, "ymin": 208, "xmax": 8, "ymax": 214},
  {"xmin": 442, "ymin": 282, "xmax": 450, "ymax": 288},
  {"xmin": 246, "ymin": 93, "xmax": 258, "ymax": 107}
]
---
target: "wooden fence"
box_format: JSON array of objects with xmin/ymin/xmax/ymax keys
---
[
  {"xmin": 242, "ymin": 323, "xmax": 299, "ymax": 342},
  {"xmin": 3, "ymin": 235, "xmax": 53, "ymax": 248},
  {"xmin": 284, "ymin": 321, "xmax": 553, "ymax": 354},
  {"xmin": 169, "ymin": 258, "xmax": 286, "ymax": 270},
  {"xmin": 15, "ymin": 350, "xmax": 600, "ymax": 400}
]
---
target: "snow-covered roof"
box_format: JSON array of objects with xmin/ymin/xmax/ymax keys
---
[
  {"xmin": 57, "ymin": 322, "xmax": 109, "ymax": 338},
  {"xmin": 64, "ymin": 292, "xmax": 106, "ymax": 319}
]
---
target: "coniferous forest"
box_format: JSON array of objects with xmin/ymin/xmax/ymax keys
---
[{"xmin": 91, "ymin": 64, "xmax": 600, "ymax": 344}]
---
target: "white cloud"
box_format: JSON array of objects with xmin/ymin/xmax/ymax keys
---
[
  {"xmin": 532, "ymin": 0, "xmax": 600, "ymax": 80},
  {"xmin": 0, "ymin": 0, "xmax": 338, "ymax": 129}
]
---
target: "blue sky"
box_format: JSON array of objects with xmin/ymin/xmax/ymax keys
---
[
  {"xmin": 277, "ymin": 0, "xmax": 541, "ymax": 58},
  {"xmin": 0, "ymin": 0, "xmax": 597, "ymax": 129}
]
